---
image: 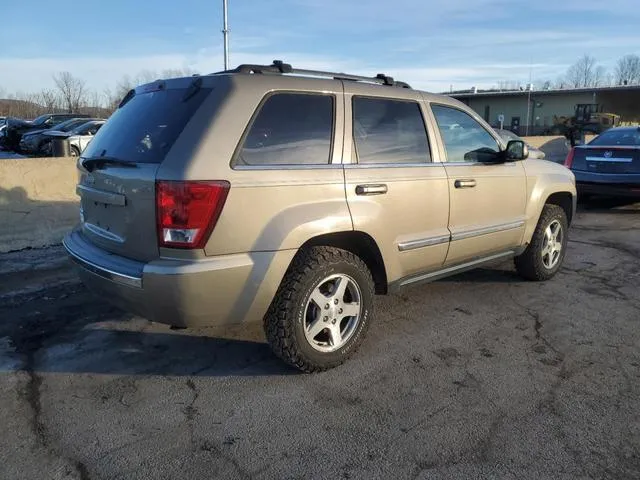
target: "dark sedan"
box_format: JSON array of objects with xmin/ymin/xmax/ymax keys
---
[
  {"xmin": 565, "ymin": 126, "xmax": 640, "ymax": 199},
  {"xmin": 1, "ymin": 113, "xmax": 90, "ymax": 152},
  {"xmin": 19, "ymin": 117, "xmax": 102, "ymax": 154}
]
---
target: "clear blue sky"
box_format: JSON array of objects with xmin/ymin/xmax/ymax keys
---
[{"xmin": 1, "ymin": 0, "xmax": 638, "ymax": 95}]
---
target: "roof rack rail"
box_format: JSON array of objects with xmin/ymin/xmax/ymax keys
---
[{"xmin": 215, "ymin": 60, "xmax": 411, "ymax": 89}]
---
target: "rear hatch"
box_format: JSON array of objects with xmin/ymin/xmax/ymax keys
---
[{"xmin": 76, "ymin": 78, "xmax": 214, "ymax": 262}]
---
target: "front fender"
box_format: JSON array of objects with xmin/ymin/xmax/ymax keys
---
[{"xmin": 522, "ymin": 160, "xmax": 576, "ymax": 245}]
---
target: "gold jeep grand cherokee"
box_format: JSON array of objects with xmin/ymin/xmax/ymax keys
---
[{"xmin": 64, "ymin": 61, "xmax": 576, "ymax": 372}]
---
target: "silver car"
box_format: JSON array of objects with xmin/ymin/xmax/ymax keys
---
[
  {"xmin": 494, "ymin": 129, "xmax": 545, "ymax": 159},
  {"xmin": 43, "ymin": 120, "xmax": 105, "ymax": 156}
]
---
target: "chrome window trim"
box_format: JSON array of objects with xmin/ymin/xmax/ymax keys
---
[
  {"xmin": 344, "ymin": 162, "xmax": 444, "ymax": 169},
  {"xmin": 451, "ymin": 220, "xmax": 525, "ymax": 242},
  {"xmin": 442, "ymin": 161, "xmax": 518, "ymax": 167},
  {"xmin": 63, "ymin": 239, "xmax": 142, "ymax": 289},
  {"xmin": 232, "ymin": 163, "xmax": 344, "ymax": 171},
  {"xmin": 398, "ymin": 234, "xmax": 450, "ymax": 251}
]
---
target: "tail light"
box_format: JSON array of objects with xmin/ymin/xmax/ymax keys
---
[
  {"xmin": 564, "ymin": 147, "xmax": 575, "ymax": 168},
  {"xmin": 156, "ymin": 180, "xmax": 230, "ymax": 249}
]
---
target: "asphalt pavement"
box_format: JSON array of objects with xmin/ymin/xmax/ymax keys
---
[{"xmin": 1, "ymin": 199, "xmax": 639, "ymax": 480}]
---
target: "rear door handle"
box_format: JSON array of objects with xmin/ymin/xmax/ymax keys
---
[
  {"xmin": 355, "ymin": 184, "xmax": 388, "ymax": 195},
  {"xmin": 454, "ymin": 179, "xmax": 476, "ymax": 189}
]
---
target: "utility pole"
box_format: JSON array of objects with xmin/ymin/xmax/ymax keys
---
[
  {"xmin": 222, "ymin": 0, "xmax": 229, "ymax": 70},
  {"xmin": 525, "ymin": 62, "xmax": 532, "ymax": 136},
  {"xmin": 525, "ymin": 87, "xmax": 531, "ymax": 136}
]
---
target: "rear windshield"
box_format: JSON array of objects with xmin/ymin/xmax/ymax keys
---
[
  {"xmin": 82, "ymin": 87, "xmax": 212, "ymax": 163},
  {"xmin": 589, "ymin": 129, "xmax": 640, "ymax": 147}
]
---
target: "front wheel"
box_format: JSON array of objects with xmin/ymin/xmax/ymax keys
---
[
  {"xmin": 264, "ymin": 246, "xmax": 375, "ymax": 372},
  {"xmin": 515, "ymin": 204, "xmax": 568, "ymax": 281},
  {"xmin": 70, "ymin": 145, "xmax": 81, "ymax": 157}
]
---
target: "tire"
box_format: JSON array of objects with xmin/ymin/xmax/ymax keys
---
[
  {"xmin": 70, "ymin": 145, "xmax": 81, "ymax": 157},
  {"xmin": 264, "ymin": 246, "xmax": 375, "ymax": 372},
  {"xmin": 515, "ymin": 204, "xmax": 568, "ymax": 281}
]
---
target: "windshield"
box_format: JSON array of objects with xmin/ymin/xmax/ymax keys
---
[
  {"xmin": 589, "ymin": 129, "xmax": 640, "ymax": 147},
  {"xmin": 55, "ymin": 118, "xmax": 91, "ymax": 132},
  {"xmin": 496, "ymin": 129, "xmax": 519, "ymax": 141},
  {"xmin": 31, "ymin": 114, "xmax": 50, "ymax": 126},
  {"xmin": 82, "ymin": 87, "xmax": 212, "ymax": 163},
  {"xmin": 70, "ymin": 121, "xmax": 101, "ymax": 135}
]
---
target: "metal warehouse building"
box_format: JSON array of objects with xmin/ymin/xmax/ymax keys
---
[{"xmin": 449, "ymin": 85, "xmax": 640, "ymax": 135}]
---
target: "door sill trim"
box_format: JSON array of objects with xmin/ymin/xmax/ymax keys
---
[
  {"xmin": 389, "ymin": 250, "xmax": 516, "ymax": 291},
  {"xmin": 451, "ymin": 220, "xmax": 524, "ymax": 242},
  {"xmin": 398, "ymin": 234, "xmax": 450, "ymax": 251}
]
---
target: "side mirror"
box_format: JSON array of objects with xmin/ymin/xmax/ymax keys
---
[{"xmin": 505, "ymin": 140, "xmax": 529, "ymax": 161}]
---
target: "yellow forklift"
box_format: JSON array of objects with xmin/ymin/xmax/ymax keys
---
[{"xmin": 547, "ymin": 104, "xmax": 620, "ymax": 145}]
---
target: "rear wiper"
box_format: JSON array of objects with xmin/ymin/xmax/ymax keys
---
[{"xmin": 81, "ymin": 156, "xmax": 138, "ymax": 172}]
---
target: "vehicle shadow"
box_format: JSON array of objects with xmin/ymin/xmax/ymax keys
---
[
  {"xmin": 1, "ymin": 278, "xmax": 297, "ymax": 377},
  {"xmin": 37, "ymin": 327, "xmax": 297, "ymax": 377},
  {"xmin": 578, "ymin": 197, "xmax": 640, "ymax": 213},
  {"xmin": 434, "ymin": 266, "xmax": 520, "ymax": 284}
]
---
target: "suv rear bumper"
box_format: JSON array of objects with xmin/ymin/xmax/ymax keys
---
[{"xmin": 63, "ymin": 228, "xmax": 295, "ymax": 328}]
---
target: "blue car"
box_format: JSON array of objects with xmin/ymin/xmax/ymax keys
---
[{"xmin": 565, "ymin": 126, "xmax": 640, "ymax": 199}]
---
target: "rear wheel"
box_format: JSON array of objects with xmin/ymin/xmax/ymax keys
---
[
  {"xmin": 515, "ymin": 204, "xmax": 568, "ymax": 281},
  {"xmin": 70, "ymin": 145, "xmax": 81, "ymax": 157},
  {"xmin": 264, "ymin": 246, "xmax": 374, "ymax": 372}
]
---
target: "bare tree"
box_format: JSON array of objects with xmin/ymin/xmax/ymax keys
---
[
  {"xmin": 161, "ymin": 67, "xmax": 196, "ymax": 78},
  {"xmin": 2, "ymin": 91, "xmax": 44, "ymax": 118},
  {"xmin": 53, "ymin": 71, "xmax": 87, "ymax": 113},
  {"xmin": 615, "ymin": 54, "xmax": 640, "ymax": 85},
  {"xmin": 36, "ymin": 89, "xmax": 61, "ymax": 111},
  {"xmin": 593, "ymin": 66, "xmax": 608, "ymax": 87},
  {"xmin": 564, "ymin": 55, "xmax": 605, "ymax": 88},
  {"xmin": 115, "ymin": 75, "xmax": 135, "ymax": 99},
  {"xmin": 496, "ymin": 79, "xmax": 522, "ymax": 91},
  {"xmin": 102, "ymin": 87, "xmax": 122, "ymax": 112}
]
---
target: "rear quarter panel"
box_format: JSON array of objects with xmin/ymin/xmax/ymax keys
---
[
  {"xmin": 158, "ymin": 75, "xmax": 351, "ymax": 256},
  {"xmin": 521, "ymin": 159, "xmax": 576, "ymax": 244}
]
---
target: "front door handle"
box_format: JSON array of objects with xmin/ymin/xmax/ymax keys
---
[
  {"xmin": 355, "ymin": 184, "xmax": 388, "ymax": 196},
  {"xmin": 454, "ymin": 179, "xmax": 477, "ymax": 189}
]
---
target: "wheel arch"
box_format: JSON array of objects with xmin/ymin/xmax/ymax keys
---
[
  {"xmin": 299, "ymin": 231, "xmax": 388, "ymax": 295},
  {"xmin": 545, "ymin": 191, "xmax": 575, "ymax": 225}
]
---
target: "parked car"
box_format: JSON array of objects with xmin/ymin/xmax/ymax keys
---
[
  {"xmin": 19, "ymin": 117, "xmax": 103, "ymax": 154},
  {"xmin": 564, "ymin": 126, "xmax": 640, "ymax": 199},
  {"xmin": 2, "ymin": 113, "xmax": 90, "ymax": 152},
  {"xmin": 494, "ymin": 128, "xmax": 546, "ymax": 159},
  {"xmin": 0, "ymin": 118, "xmax": 8, "ymax": 149},
  {"xmin": 63, "ymin": 61, "xmax": 576, "ymax": 372},
  {"xmin": 42, "ymin": 120, "xmax": 105, "ymax": 156}
]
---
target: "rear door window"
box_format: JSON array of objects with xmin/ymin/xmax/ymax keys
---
[
  {"xmin": 82, "ymin": 87, "xmax": 212, "ymax": 163},
  {"xmin": 235, "ymin": 93, "xmax": 334, "ymax": 166},
  {"xmin": 352, "ymin": 97, "xmax": 431, "ymax": 164}
]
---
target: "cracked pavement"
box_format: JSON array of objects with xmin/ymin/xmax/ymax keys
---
[{"xmin": 1, "ymin": 199, "xmax": 639, "ymax": 479}]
